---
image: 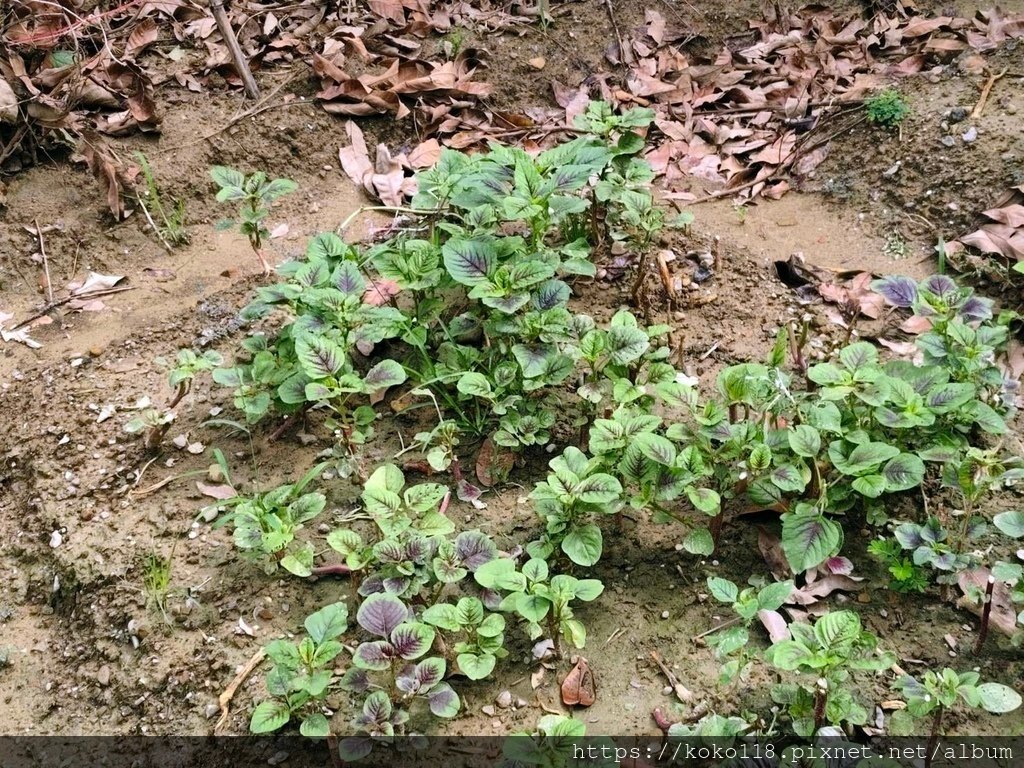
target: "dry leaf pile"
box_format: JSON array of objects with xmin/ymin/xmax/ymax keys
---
[
  {"xmin": 589, "ymin": 4, "xmax": 1024, "ymax": 200},
  {"xmin": 950, "ymin": 184, "xmax": 1024, "ymax": 266}
]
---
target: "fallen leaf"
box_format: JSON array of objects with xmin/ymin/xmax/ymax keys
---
[
  {"xmin": 957, "ymin": 567, "xmax": 1021, "ymax": 638},
  {"xmin": 757, "ymin": 609, "xmax": 791, "ymax": 642},
  {"xmin": 476, "ymin": 436, "xmax": 515, "ymax": 487},
  {"xmin": 758, "ymin": 527, "xmax": 792, "ymax": 579},
  {"xmin": 560, "ymin": 657, "xmax": 596, "ymax": 707},
  {"xmin": 69, "ymin": 271, "xmax": 126, "ymax": 294},
  {"xmin": 197, "ymin": 481, "xmax": 237, "ymax": 500}
]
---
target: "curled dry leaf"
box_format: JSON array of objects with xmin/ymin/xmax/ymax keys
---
[
  {"xmin": 757, "ymin": 609, "xmax": 791, "ymax": 643},
  {"xmin": 475, "ymin": 436, "xmax": 515, "ymax": 487},
  {"xmin": 560, "ymin": 657, "xmax": 596, "ymax": 707},
  {"xmin": 757, "ymin": 527, "xmax": 792, "ymax": 580}
]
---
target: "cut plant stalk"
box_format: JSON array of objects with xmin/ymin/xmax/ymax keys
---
[{"xmin": 973, "ymin": 574, "xmax": 995, "ymax": 654}]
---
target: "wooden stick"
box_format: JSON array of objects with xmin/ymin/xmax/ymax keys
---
[
  {"xmin": 11, "ymin": 285, "xmax": 135, "ymax": 330},
  {"xmin": 603, "ymin": 0, "xmax": 633, "ymax": 66},
  {"xmin": 215, "ymin": 646, "xmax": 267, "ymax": 733},
  {"xmin": 209, "ymin": 0, "xmax": 260, "ymax": 99},
  {"xmin": 33, "ymin": 218, "xmax": 54, "ymax": 303},
  {"xmin": 970, "ymin": 68, "xmax": 1007, "ymax": 120}
]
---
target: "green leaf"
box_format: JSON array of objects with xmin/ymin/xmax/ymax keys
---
[
  {"xmin": 764, "ymin": 640, "xmax": 813, "ymax": 671},
  {"xmin": 457, "ymin": 652, "xmax": 496, "ymax": 680},
  {"xmin": 757, "ymin": 581, "xmax": 794, "ymax": 612},
  {"xmin": 976, "ymin": 683, "xmax": 1022, "ymax": 714},
  {"xmin": 562, "ymin": 524, "xmax": 603, "ymax": 566},
  {"xmin": 781, "ymin": 509, "xmax": 843, "ymax": 573},
  {"xmin": 770, "ymin": 464, "xmax": 807, "ymax": 493},
  {"xmin": 422, "ymin": 603, "xmax": 462, "ymax": 631},
  {"xmin": 683, "ymin": 527, "xmax": 714, "ymax": 556},
  {"xmin": 249, "ymin": 700, "xmax": 291, "ymax": 733},
  {"xmin": 457, "ymin": 372, "xmax": 493, "ymax": 399},
  {"xmin": 299, "ymin": 712, "xmax": 330, "ymax": 738},
  {"xmin": 442, "ymin": 238, "xmax": 496, "ymax": 285},
  {"xmin": 686, "ymin": 486, "xmax": 721, "ymax": 514},
  {"xmin": 788, "ymin": 425, "xmax": 821, "ymax": 458},
  {"xmin": 839, "ymin": 342, "xmax": 878, "ymax": 370},
  {"xmin": 606, "ymin": 325, "xmax": 650, "ymax": 365},
  {"xmin": 304, "ymin": 603, "xmax": 349, "ymax": 644},
  {"xmin": 707, "ymin": 576, "xmax": 738, "ymax": 604},
  {"xmin": 994, "ymin": 510, "xmax": 1024, "ymax": 538},
  {"xmin": 882, "ymin": 453, "xmax": 925, "ymax": 492},
  {"xmin": 210, "ymin": 166, "xmax": 246, "ymax": 190},
  {"xmin": 573, "ymin": 579, "xmax": 604, "ymax": 601},
  {"xmin": 852, "ymin": 474, "xmax": 887, "ymax": 498}
]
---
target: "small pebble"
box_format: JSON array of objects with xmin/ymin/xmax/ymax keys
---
[
  {"xmin": 961, "ymin": 126, "xmax": 977, "ymax": 143},
  {"xmin": 941, "ymin": 135, "xmax": 956, "ymax": 147},
  {"xmin": 481, "ymin": 704, "xmax": 496, "ymax": 716},
  {"xmin": 661, "ymin": 610, "xmax": 670, "ymax": 619},
  {"xmin": 496, "ymin": 690, "xmax": 513, "ymax": 709}
]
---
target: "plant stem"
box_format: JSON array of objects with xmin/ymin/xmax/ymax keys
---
[
  {"xmin": 812, "ymin": 680, "xmax": 828, "ymax": 734},
  {"xmin": 925, "ymin": 704, "xmax": 944, "ymax": 768},
  {"xmin": 974, "ymin": 574, "xmax": 995, "ymax": 654}
]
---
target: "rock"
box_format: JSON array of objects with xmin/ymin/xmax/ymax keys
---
[
  {"xmin": 496, "ymin": 690, "xmax": 513, "ymax": 709},
  {"xmin": 49, "ymin": 530, "xmax": 62, "ymax": 548},
  {"xmin": 88, "ymin": 346, "xmax": 104, "ymax": 357},
  {"xmin": 661, "ymin": 610, "xmax": 670, "ymax": 619},
  {"xmin": 267, "ymin": 751, "xmax": 289, "ymax": 766},
  {"xmin": 528, "ymin": 56, "xmax": 546, "ymax": 70},
  {"xmin": 97, "ymin": 665, "xmax": 111, "ymax": 686},
  {"xmin": 961, "ymin": 126, "xmax": 977, "ymax": 143},
  {"xmin": 948, "ymin": 106, "xmax": 968, "ymax": 123},
  {"xmin": 205, "ymin": 702, "xmax": 220, "ymax": 719},
  {"xmin": 941, "ymin": 135, "xmax": 956, "ymax": 147},
  {"xmin": 206, "ymin": 464, "xmax": 226, "ymax": 483},
  {"xmin": 297, "ymin": 432, "xmax": 318, "ymax": 446},
  {"xmin": 481, "ymin": 704, "xmax": 496, "ymax": 716}
]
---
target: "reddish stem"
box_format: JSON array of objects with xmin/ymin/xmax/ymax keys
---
[
  {"xmin": 974, "ymin": 575, "xmax": 995, "ymax": 654},
  {"xmin": 310, "ymin": 564, "xmax": 351, "ymax": 577},
  {"xmin": 652, "ymin": 707, "xmax": 675, "ymax": 734}
]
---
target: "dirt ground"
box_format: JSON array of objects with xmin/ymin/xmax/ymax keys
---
[{"xmin": 1, "ymin": 0, "xmax": 1023, "ymax": 741}]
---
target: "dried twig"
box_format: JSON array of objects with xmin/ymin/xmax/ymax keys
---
[
  {"xmin": 11, "ymin": 285, "xmax": 135, "ymax": 330},
  {"xmin": 603, "ymin": 0, "xmax": 633, "ymax": 66},
  {"xmin": 970, "ymin": 68, "xmax": 1007, "ymax": 120},
  {"xmin": 215, "ymin": 646, "xmax": 267, "ymax": 733},
  {"xmin": 33, "ymin": 218, "xmax": 54, "ymax": 303},
  {"xmin": 649, "ymin": 650, "xmax": 693, "ymax": 703},
  {"xmin": 209, "ymin": 0, "xmax": 261, "ymax": 99}
]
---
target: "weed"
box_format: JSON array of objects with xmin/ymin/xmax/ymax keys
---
[
  {"xmin": 134, "ymin": 151, "xmax": 188, "ymax": 246},
  {"xmin": 766, "ymin": 610, "xmax": 894, "ymax": 737},
  {"xmin": 142, "ymin": 551, "xmax": 173, "ymax": 621},
  {"xmin": 865, "ymin": 88, "xmax": 911, "ymax": 127},
  {"xmin": 210, "ymin": 166, "xmax": 297, "ymax": 275}
]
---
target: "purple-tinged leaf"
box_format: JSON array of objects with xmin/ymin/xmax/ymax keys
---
[
  {"xmin": 442, "ymin": 238, "xmax": 495, "ymax": 286},
  {"xmin": 533, "ymin": 279, "xmax": 571, "ymax": 310},
  {"xmin": 958, "ymin": 295, "xmax": 993, "ymax": 322},
  {"xmin": 871, "ymin": 275, "xmax": 917, "ymax": 307},
  {"xmin": 455, "ymin": 530, "xmax": 497, "ymax": 570},
  {"xmin": 389, "ymin": 622, "xmax": 435, "ymax": 660},
  {"xmin": 457, "ymin": 479, "xmax": 486, "ymax": 509},
  {"xmin": 357, "ymin": 593, "xmax": 409, "ymax": 637},
  {"xmin": 340, "ymin": 667, "xmax": 370, "ymax": 693},
  {"xmin": 427, "ymin": 682, "xmax": 460, "ymax": 718},
  {"xmin": 334, "ymin": 260, "xmax": 366, "ymax": 295},
  {"xmin": 415, "ymin": 657, "xmax": 446, "ymax": 687},
  {"xmin": 894, "ymin": 523, "xmax": 924, "ymax": 549},
  {"xmin": 338, "ymin": 737, "xmax": 374, "ymax": 761},
  {"xmin": 922, "ymin": 274, "xmax": 958, "ymax": 299},
  {"xmin": 382, "ymin": 576, "xmax": 410, "ymax": 595},
  {"xmin": 373, "ymin": 540, "xmax": 405, "ymax": 563},
  {"xmin": 353, "ymin": 640, "xmax": 395, "ymax": 671},
  {"xmin": 826, "ymin": 556, "xmax": 854, "ymax": 575},
  {"xmin": 357, "ymin": 574, "xmax": 385, "ymax": 596},
  {"xmin": 362, "ymin": 690, "xmax": 392, "ymax": 722}
]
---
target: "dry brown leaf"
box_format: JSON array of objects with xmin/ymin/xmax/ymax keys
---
[
  {"xmin": 197, "ymin": 481, "xmax": 236, "ymax": 500},
  {"xmin": 560, "ymin": 657, "xmax": 595, "ymax": 707},
  {"xmin": 476, "ymin": 436, "xmax": 515, "ymax": 487},
  {"xmin": 957, "ymin": 567, "xmax": 1021, "ymax": 638},
  {"xmin": 757, "ymin": 609, "xmax": 790, "ymax": 642}
]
